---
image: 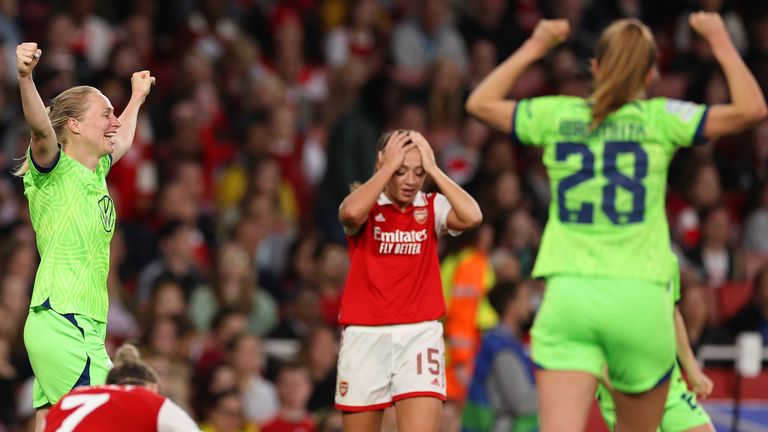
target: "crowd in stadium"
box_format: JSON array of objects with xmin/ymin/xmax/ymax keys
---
[{"xmin": 1, "ymin": 0, "xmax": 768, "ymax": 430}]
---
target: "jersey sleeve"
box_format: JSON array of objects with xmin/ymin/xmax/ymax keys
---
[
  {"xmin": 652, "ymin": 98, "xmax": 709, "ymax": 148},
  {"xmin": 434, "ymin": 193, "xmax": 461, "ymax": 237},
  {"xmin": 25, "ymin": 146, "xmax": 61, "ymax": 187},
  {"xmin": 511, "ymin": 96, "xmax": 563, "ymax": 147},
  {"xmin": 157, "ymin": 399, "xmax": 200, "ymax": 432}
]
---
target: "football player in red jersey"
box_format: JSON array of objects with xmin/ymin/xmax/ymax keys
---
[
  {"xmin": 44, "ymin": 344, "xmax": 199, "ymax": 431},
  {"xmin": 336, "ymin": 130, "xmax": 482, "ymax": 432}
]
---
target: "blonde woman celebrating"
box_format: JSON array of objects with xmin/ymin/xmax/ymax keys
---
[{"xmin": 15, "ymin": 42, "xmax": 154, "ymax": 431}]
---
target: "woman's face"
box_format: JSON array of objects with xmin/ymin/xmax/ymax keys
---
[
  {"xmin": 77, "ymin": 92, "xmax": 121, "ymax": 157},
  {"xmin": 383, "ymin": 148, "xmax": 426, "ymax": 207}
]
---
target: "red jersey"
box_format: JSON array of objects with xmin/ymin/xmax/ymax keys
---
[
  {"xmin": 339, "ymin": 192, "xmax": 456, "ymax": 325},
  {"xmin": 45, "ymin": 385, "xmax": 199, "ymax": 432}
]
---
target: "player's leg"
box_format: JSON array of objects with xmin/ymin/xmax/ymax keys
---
[
  {"xmin": 596, "ymin": 379, "xmax": 618, "ymax": 431},
  {"xmin": 34, "ymin": 407, "xmax": 49, "ymax": 432},
  {"xmin": 336, "ymin": 325, "xmax": 395, "ymax": 432},
  {"xmin": 390, "ymin": 321, "xmax": 445, "ymax": 432},
  {"xmin": 658, "ymin": 371, "xmax": 714, "ymax": 432},
  {"xmin": 536, "ymin": 370, "xmax": 598, "ymax": 431},
  {"xmin": 602, "ymin": 279, "xmax": 676, "ymax": 432},
  {"xmin": 530, "ymin": 276, "xmax": 606, "ymax": 432},
  {"xmin": 24, "ymin": 305, "xmax": 92, "ymax": 431},
  {"xmin": 393, "ymin": 397, "xmax": 442, "ymax": 432},
  {"xmin": 613, "ymin": 381, "xmax": 669, "ymax": 432},
  {"xmin": 342, "ymin": 410, "xmax": 385, "ymax": 432}
]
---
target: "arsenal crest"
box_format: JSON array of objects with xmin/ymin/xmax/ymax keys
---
[
  {"xmin": 339, "ymin": 380, "xmax": 349, "ymax": 396},
  {"xmin": 414, "ymin": 208, "xmax": 427, "ymax": 224}
]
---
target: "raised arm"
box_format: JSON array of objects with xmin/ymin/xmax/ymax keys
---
[
  {"xmin": 111, "ymin": 70, "xmax": 155, "ymax": 164},
  {"xmin": 465, "ymin": 20, "xmax": 570, "ymax": 133},
  {"xmin": 674, "ymin": 306, "xmax": 713, "ymax": 399},
  {"xmin": 16, "ymin": 42, "xmax": 57, "ymax": 167},
  {"xmin": 338, "ymin": 131, "xmax": 415, "ymax": 231},
  {"xmin": 692, "ymin": 12, "xmax": 768, "ymax": 139},
  {"xmin": 411, "ymin": 132, "xmax": 482, "ymax": 231}
]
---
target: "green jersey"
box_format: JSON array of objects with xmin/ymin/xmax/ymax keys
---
[
  {"xmin": 24, "ymin": 149, "xmax": 115, "ymax": 322},
  {"xmin": 512, "ymin": 96, "xmax": 708, "ymax": 285}
]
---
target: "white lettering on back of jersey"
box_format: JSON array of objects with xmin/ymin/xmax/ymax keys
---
[{"xmin": 374, "ymin": 227, "xmax": 427, "ymax": 255}]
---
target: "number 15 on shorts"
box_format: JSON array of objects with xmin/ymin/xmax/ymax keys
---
[{"xmin": 416, "ymin": 348, "xmax": 441, "ymax": 376}]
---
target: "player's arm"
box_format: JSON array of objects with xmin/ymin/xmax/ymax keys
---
[
  {"xmin": 692, "ymin": 13, "xmax": 767, "ymax": 139},
  {"xmin": 410, "ymin": 132, "xmax": 482, "ymax": 231},
  {"xmin": 465, "ymin": 20, "xmax": 570, "ymax": 133},
  {"xmin": 111, "ymin": 70, "xmax": 155, "ymax": 164},
  {"xmin": 674, "ymin": 306, "xmax": 714, "ymax": 399},
  {"xmin": 338, "ymin": 131, "xmax": 415, "ymax": 231},
  {"xmin": 157, "ymin": 399, "xmax": 201, "ymax": 432},
  {"xmin": 16, "ymin": 42, "xmax": 57, "ymax": 167}
]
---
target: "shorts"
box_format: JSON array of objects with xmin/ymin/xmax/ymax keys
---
[
  {"xmin": 335, "ymin": 320, "xmax": 446, "ymax": 411},
  {"xmin": 597, "ymin": 363, "xmax": 713, "ymax": 431},
  {"xmin": 23, "ymin": 301, "xmax": 110, "ymax": 409},
  {"xmin": 531, "ymin": 275, "xmax": 675, "ymax": 393}
]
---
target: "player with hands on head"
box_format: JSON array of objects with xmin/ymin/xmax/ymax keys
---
[
  {"xmin": 335, "ymin": 130, "xmax": 482, "ymax": 432},
  {"xmin": 16, "ymin": 41, "xmax": 156, "ymax": 432},
  {"xmin": 466, "ymin": 12, "xmax": 766, "ymax": 432}
]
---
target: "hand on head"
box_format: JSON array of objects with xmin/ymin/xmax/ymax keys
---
[
  {"xmin": 379, "ymin": 130, "xmax": 417, "ymax": 171},
  {"xmin": 408, "ymin": 131, "xmax": 438, "ymax": 174},
  {"xmin": 16, "ymin": 42, "xmax": 41, "ymax": 78},
  {"xmin": 131, "ymin": 70, "xmax": 156, "ymax": 99}
]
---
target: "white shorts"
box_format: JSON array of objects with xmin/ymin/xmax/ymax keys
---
[{"xmin": 335, "ymin": 320, "xmax": 446, "ymax": 412}]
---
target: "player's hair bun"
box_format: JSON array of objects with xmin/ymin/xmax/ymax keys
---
[{"xmin": 113, "ymin": 343, "xmax": 141, "ymax": 366}]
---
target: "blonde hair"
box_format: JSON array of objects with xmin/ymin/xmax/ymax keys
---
[
  {"xmin": 13, "ymin": 85, "xmax": 100, "ymax": 176},
  {"xmin": 589, "ymin": 19, "xmax": 656, "ymax": 131},
  {"xmin": 106, "ymin": 343, "xmax": 160, "ymax": 386}
]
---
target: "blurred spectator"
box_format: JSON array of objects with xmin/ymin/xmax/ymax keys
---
[
  {"xmin": 261, "ymin": 362, "xmax": 316, "ymax": 432},
  {"xmin": 458, "ymin": 0, "xmax": 523, "ymax": 60},
  {"xmin": 441, "ymin": 224, "xmax": 497, "ymax": 403},
  {"xmin": 229, "ymin": 333, "xmax": 279, "ymax": 424},
  {"xmin": 728, "ymin": 266, "xmax": 768, "ymax": 344},
  {"xmin": 390, "ymin": 0, "xmax": 467, "ymax": 87},
  {"xmin": 673, "ymin": 0, "xmax": 748, "ymax": 55},
  {"xmin": 743, "ymin": 179, "xmax": 768, "ymax": 253},
  {"xmin": 324, "ymin": 0, "xmax": 381, "ymax": 69},
  {"xmin": 270, "ymin": 288, "xmax": 322, "ymax": 340},
  {"xmin": 189, "ymin": 241, "xmax": 278, "ymax": 337},
  {"xmin": 200, "ymin": 389, "xmax": 260, "ymax": 432},
  {"xmin": 298, "ymin": 325, "xmax": 339, "ymax": 412},
  {"xmin": 314, "ymin": 240, "xmax": 349, "ymax": 326},
  {"xmin": 683, "ymin": 205, "xmax": 744, "ymax": 288},
  {"xmin": 462, "ymin": 281, "xmax": 538, "ymax": 432},
  {"xmin": 66, "ymin": 0, "xmax": 116, "ymax": 71},
  {"xmin": 679, "ymin": 281, "xmax": 731, "ymax": 353},
  {"xmin": 137, "ymin": 219, "xmax": 205, "ymax": 310},
  {"xmin": 671, "ymin": 158, "xmax": 722, "ymax": 249},
  {"xmin": 195, "ymin": 308, "xmax": 249, "ymax": 378}
]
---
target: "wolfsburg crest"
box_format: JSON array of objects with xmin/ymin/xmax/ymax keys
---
[{"xmin": 98, "ymin": 195, "xmax": 115, "ymax": 233}]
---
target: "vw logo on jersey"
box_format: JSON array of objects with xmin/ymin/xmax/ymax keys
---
[{"xmin": 98, "ymin": 195, "xmax": 115, "ymax": 233}]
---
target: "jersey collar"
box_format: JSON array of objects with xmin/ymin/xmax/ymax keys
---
[{"xmin": 377, "ymin": 191, "xmax": 427, "ymax": 207}]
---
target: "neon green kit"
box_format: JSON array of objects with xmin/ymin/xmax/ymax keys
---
[
  {"xmin": 516, "ymin": 96, "xmax": 709, "ymax": 392},
  {"xmin": 596, "ymin": 269, "xmax": 712, "ymax": 431},
  {"xmin": 22, "ymin": 149, "xmax": 115, "ymax": 407}
]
